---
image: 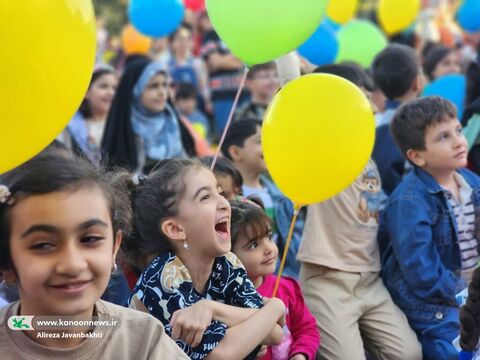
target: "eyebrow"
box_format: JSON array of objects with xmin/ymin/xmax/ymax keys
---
[
  {"xmin": 21, "ymin": 219, "xmax": 109, "ymax": 238},
  {"xmin": 192, "ymin": 183, "xmax": 221, "ymax": 200}
]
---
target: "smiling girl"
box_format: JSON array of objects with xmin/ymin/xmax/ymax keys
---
[
  {"xmin": 0, "ymin": 150, "xmax": 188, "ymax": 359},
  {"xmin": 230, "ymin": 198, "xmax": 320, "ymax": 360},
  {"xmin": 125, "ymin": 159, "xmax": 285, "ymax": 359}
]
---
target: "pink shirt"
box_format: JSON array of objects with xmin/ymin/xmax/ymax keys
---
[{"xmin": 257, "ymin": 275, "xmax": 320, "ymax": 360}]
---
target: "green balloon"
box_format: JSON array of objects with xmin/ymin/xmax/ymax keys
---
[
  {"xmin": 336, "ymin": 20, "xmax": 388, "ymax": 68},
  {"xmin": 206, "ymin": 0, "xmax": 328, "ymax": 66}
]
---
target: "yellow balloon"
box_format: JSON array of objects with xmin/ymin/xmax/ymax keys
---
[
  {"xmin": 0, "ymin": 1, "xmax": 96, "ymax": 174},
  {"xmin": 327, "ymin": 0, "xmax": 358, "ymax": 24},
  {"xmin": 378, "ymin": 0, "xmax": 420, "ymax": 35},
  {"xmin": 262, "ymin": 74, "xmax": 375, "ymax": 206}
]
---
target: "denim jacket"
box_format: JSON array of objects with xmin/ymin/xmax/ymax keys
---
[
  {"xmin": 261, "ymin": 175, "xmax": 305, "ymax": 278},
  {"xmin": 380, "ymin": 167, "xmax": 480, "ymax": 323}
]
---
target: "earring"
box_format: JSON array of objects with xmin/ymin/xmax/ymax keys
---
[
  {"xmin": 183, "ymin": 238, "xmax": 190, "ymax": 250},
  {"xmin": 111, "ymin": 263, "xmax": 118, "ymax": 275}
]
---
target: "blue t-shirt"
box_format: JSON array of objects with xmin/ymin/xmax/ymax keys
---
[{"xmin": 130, "ymin": 252, "xmax": 263, "ymax": 359}]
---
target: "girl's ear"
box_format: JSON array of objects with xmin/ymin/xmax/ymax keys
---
[
  {"xmin": 160, "ymin": 219, "xmax": 186, "ymax": 245},
  {"xmin": 112, "ymin": 230, "xmax": 122, "ymax": 259}
]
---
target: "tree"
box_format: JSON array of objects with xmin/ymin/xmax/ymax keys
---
[{"xmin": 93, "ymin": 0, "xmax": 128, "ymax": 35}]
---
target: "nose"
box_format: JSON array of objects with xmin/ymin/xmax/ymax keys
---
[
  {"xmin": 55, "ymin": 240, "xmax": 88, "ymax": 277},
  {"xmin": 454, "ymin": 132, "xmax": 467, "ymax": 148}
]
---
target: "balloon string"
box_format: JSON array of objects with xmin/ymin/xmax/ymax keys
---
[
  {"xmin": 272, "ymin": 205, "xmax": 302, "ymax": 297},
  {"xmin": 210, "ymin": 67, "xmax": 249, "ymax": 171}
]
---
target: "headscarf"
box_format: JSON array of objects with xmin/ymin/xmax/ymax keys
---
[
  {"xmin": 130, "ymin": 62, "xmax": 186, "ymax": 161},
  {"xmin": 102, "ymin": 59, "xmax": 195, "ymax": 171}
]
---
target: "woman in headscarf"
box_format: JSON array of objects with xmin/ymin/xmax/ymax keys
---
[
  {"xmin": 102, "ymin": 59, "xmax": 201, "ymax": 175},
  {"xmin": 58, "ymin": 64, "xmax": 117, "ymax": 165}
]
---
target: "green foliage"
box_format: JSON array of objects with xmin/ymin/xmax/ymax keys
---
[{"xmin": 93, "ymin": 0, "xmax": 128, "ymax": 35}]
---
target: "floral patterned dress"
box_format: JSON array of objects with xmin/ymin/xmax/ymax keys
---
[{"xmin": 130, "ymin": 252, "xmax": 263, "ymax": 359}]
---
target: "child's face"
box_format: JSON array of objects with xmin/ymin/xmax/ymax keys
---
[
  {"xmin": 141, "ymin": 73, "xmax": 169, "ymax": 113},
  {"xmin": 216, "ymin": 173, "xmax": 240, "ymax": 200},
  {"xmin": 5, "ymin": 187, "xmax": 120, "ymax": 318},
  {"xmin": 171, "ymin": 167, "xmax": 232, "ymax": 258},
  {"xmin": 432, "ymin": 52, "xmax": 460, "ymax": 80},
  {"xmin": 176, "ymin": 97, "xmax": 196, "ymax": 116},
  {"xmin": 171, "ymin": 28, "xmax": 193, "ymax": 55},
  {"xmin": 86, "ymin": 73, "xmax": 117, "ymax": 116},
  {"xmin": 235, "ymin": 126, "xmax": 267, "ymax": 174},
  {"xmin": 232, "ymin": 223, "xmax": 278, "ymax": 284},
  {"xmin": 247, "ymin": 69, "xmax": 279, "ymax": 102},
  {"xmin": 410, "ymin": 118, "xmax": 468, "ymax": 173}
]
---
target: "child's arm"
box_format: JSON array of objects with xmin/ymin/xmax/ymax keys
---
[
  {"xmin": 206, "ymin": 297, "xmax": 286, "ymax": 360},
  {"xmin": 170, "ymin": 299, "xmax": 284, "ymax": 346},
  {"xmin": 386, "ymin": 196, "xmax": 461, "ymax": 303},
  {"xmin": 285, "ymin": 278, "xmax": 320, "ymax": 360}
]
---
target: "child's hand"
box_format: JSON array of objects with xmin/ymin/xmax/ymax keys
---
[
  {"xmin": 289, "ymin": 354, "xmax": 307, "ymax": 360},
  {"xmin": 256, "ymin": 345, "xmax": 268, "ymax": 359},
  {"xmin": 263, "ymin": 297, "xmax": 286, "ymax": 327},
  {"xmin": 170, "ymin": 300, "xmax": 214, "ymax": 348}
]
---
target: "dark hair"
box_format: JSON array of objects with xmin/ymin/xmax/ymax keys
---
[
  {"xmin": 314, "ymin": 63, "xmax": 372, "ymax": 89},
  {"xmin": 175, "ymin": 82, "xmax": 198, "ymax": 101},
  {"xmin": 169, "ymin": 23, "xmax": 193, "ymax": 42},
  {"xmin": 390, "ymin": 96, "xmax": 457, "ymax": 158},
  {"xmin": 230, "ymin": 197, "xmax": 271, "ymax": 249},
  {"xmin": 221, "ymin": 118, "xmax": 262, "ymax": 160},
  {"xmin": 0, "ymin": 150, "xmax": 132, "ymax": 270},
  {"xmin": 200, "ymin": 156, "xmax": 243, "ymax": 190},
  {"xmin": 79, "ymin": 68, "xmax": 115, "ymax": 118},
  {"xmin": 423, "ymin": 44, "xmax": 453, "ymax": 81},
  {"xmin": 372, "ymin": 44, "xmax": 420, "ymax": 100},
  {"xmin": 247, "ymin": 62, "xmax": 277, "ymax": 80},
  {"xmin": 460, "ymin": 267, "xmax": 480, "ymax": 351},
  {"xmin": 122, "ymin": 159, "xmax": 207, "ymax": 271},
  {"xmin": 466, "ymin": 60, "xmax": 480, "ymax": 106}
]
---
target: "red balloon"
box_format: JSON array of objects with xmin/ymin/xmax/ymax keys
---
[{"xmin": 184, "ymin": 0, "xmax": 204, "ymax": 11}]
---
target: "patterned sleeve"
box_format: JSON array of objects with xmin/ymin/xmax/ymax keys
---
[
  {"xmin": 130, "ymin": 255, "xmax": 228, "ymax": 359},
  {"xmin": 219, "ymin": 253, "xmax": 264, "ymax": 308}
]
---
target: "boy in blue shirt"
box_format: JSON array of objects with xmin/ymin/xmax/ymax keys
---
[{"xmin": 380, "ymin": 96, "xmax": 480, "ymax": 360}]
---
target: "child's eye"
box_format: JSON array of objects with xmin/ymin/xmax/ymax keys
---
[
  {"xmin": 438, "ymin": 133, "xmax": 449, "ymax": 141},
  {"xmin": 248, "ymin": 242, "xmax": 258, "ymax": 250},
  {"xmin": 30, "ymin": 242, "xmax": 55, "ymax": 251},
  {"xmin": 219, "ymin": 191, "xmax": 226, "ymax": 198},
  {"xmin": 201, "ymin": 194, "xmax": 210, "ymax": 201},
  {"xmin": 81, "ymin": 236, "xmax": 104, "ymax": 244},
  {"xmin": 456, "ymin": 127, "xmax": 462, "ymax": 135},
  {"xmin": 267, "ymin": 231, "xmax": 273, "ymax": 241}
]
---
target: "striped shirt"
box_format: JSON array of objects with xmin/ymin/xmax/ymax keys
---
[{"xmin": 444, "ymin": 173, "xmax": 479, "ymax": 283}]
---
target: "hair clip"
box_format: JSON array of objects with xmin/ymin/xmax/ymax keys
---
[
  {"xmin": 235, "ymin": 196, "xmax": 262, "ymax": 209},
  {"xmin": 0, "ymin": 185, "xmax": 14, "ymax": 206}
]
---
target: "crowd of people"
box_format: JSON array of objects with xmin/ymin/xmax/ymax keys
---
[{"xmin": 2, "ymin": 4, "xmax": 480, "ymax": 360}]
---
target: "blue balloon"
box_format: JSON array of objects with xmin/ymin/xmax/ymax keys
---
[
  {"xmin": 422, "ymin": 74, "xmax": 466, "ymax": 119},
  {"xmin": 323, "ymin": 17, "xmax": 341, "ymax": 32},
  {"xmin": 129, "ymin": 0, "xmax": 185, "ymax": 38},
  {"xmin": 298, "ymin": 22, "xmax": 339, "ymax": 66},
  {"xmin": 457, "ymin": 0, "xmax": 480, "ymax": 32}
]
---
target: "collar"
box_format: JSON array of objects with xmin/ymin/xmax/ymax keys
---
[
  {"xmin": 443, "ymin": 172, "xmax": 473, "ymax": 205},
  {"xmin": 385, "ymin": 99, "xmax": 402, "ymax": 110}
]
